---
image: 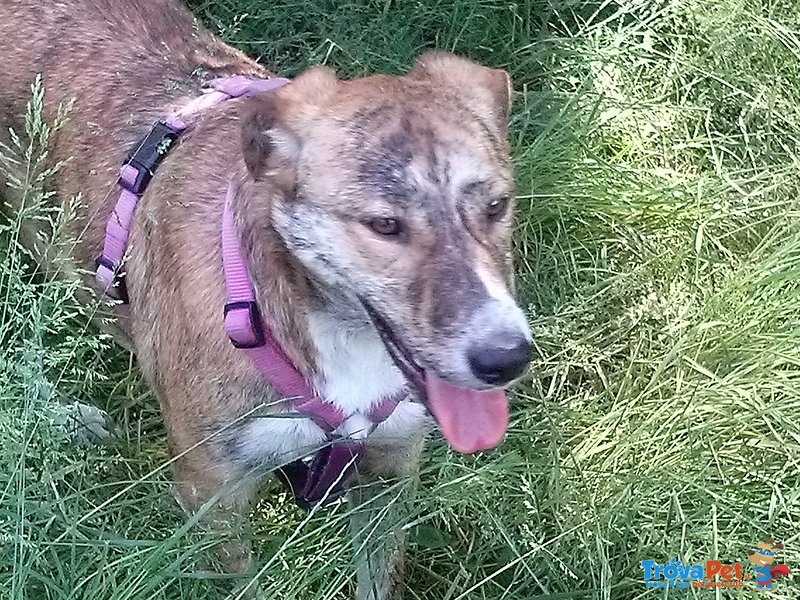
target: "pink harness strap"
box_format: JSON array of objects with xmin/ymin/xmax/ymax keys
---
[
  {"xmin": 95, "ymin": 74, "xmax": 402, "ymax": 508},
  {"xmin": 95, "ymin": 76, "xmax": 290, "ymax": 301}
]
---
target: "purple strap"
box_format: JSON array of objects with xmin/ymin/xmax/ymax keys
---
[
  {"xmin": 276, "ymin": 442, "xmax": 362, "ymax": 509},
  {"xmin": 96, "ymin": 74, "xmax": 403, "ymax": 508},
  {"xmin": 221, "ymin": 185, "xmax": 347, "ymax": 430},
  {"xmin": 207, "ymin": 75, "xmax": 291, "ymax": 97},
  {"xmin": 95, "ymin": 164, "xmax": 148, "ymax": 300}
]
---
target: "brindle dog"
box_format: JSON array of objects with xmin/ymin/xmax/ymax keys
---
[{"xmin": 0, "ymin": 1, "xmax": 532, "ymax": 598}]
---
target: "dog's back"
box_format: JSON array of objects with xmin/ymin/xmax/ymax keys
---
[
  {"xmin": 0, "ymin": 0, "xmax": 261, "ymax": 123},
  {"xmin": 0, "ymin": 0, "xmax": 262, "ymax": 283}
]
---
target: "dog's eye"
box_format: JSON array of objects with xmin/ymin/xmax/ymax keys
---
[
  {"xmin": 486, "ymin": 195, "xmax": 510, "ymax": 220},
  {"xmin": 367, "ymin": 217, "xmax": 403, "ymax": 237}
]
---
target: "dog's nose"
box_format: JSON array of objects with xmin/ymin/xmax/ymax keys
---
[{"xmin": 467, "ymin": 336, "xmax": 532, "ymax": 386}]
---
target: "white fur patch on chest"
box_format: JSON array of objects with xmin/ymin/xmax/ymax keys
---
[
  {"xmin": 228, "ymin": 311, "xmax": 433, "ymax": 469},
  {"xmin": 369, "ymin": 399, "xmax": 434, "ymax": 444},
  {"xmin": 307, "ymin": 310, "xmax": 407, "ymax": 415},
  {"xmin": 232, "ymin": 400, "xmax": 432, "ymax": 470},
  {"xmin": 235, "ymin": 417, "xmax": 328, "ymax": 467}
]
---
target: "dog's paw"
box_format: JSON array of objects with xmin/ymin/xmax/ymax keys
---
[{"xmin": 52, "ymin": 401, "xmax": 118, "ymax": 445}]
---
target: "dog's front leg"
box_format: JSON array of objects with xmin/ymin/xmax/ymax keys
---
[
  {"xmin": 347, "ymin": 441, "xmax": 423, "ymax": 600},
  {"xmin": 171, "ymin": 445, "xmax": 258, "ymax": 576}
]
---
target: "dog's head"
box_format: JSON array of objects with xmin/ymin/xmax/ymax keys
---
[
  {"xmin": 241, "ymin": 51, "xmax": 532, "ymax": 453},
  {"xmin": 748, "ymin": 539, "xmax": 782, "ymax": 566}
]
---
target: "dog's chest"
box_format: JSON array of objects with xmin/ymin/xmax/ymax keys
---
[
  {"xmin": 306, "ymin": 311, "xmax": 407, "ymax": 415},
  {"xmin": 230, "ymin": 311, "xmax": 432, "ymax": 468}
]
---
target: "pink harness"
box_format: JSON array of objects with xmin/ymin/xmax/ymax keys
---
[{"xmin": 95, "ymin": 76, "xmax": 401, "ymax": 508}]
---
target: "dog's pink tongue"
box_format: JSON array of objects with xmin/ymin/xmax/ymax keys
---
[{"xmin": 424, "ymin": 372, "xmax": 509, "ymax": 453}]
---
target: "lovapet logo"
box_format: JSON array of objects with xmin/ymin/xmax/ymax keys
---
[{"xmin": 640, "ymin": 539, "xmax": 791, "ymax": 590}]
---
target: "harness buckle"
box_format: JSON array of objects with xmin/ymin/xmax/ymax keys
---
[
  {"xmin": 223, "ymin": 300, "xmax": 266, "ymax": 349},
  {"xmin": 120, "ymin": 120, "xmax": 182, "ymax": 195},
  {"xmin": 95, "ymin": 256, "xmax": 129, "ymax": 303}
]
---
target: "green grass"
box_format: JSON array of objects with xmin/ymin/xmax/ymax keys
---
[{"xmin": 3, "ymin": 0, "xmax": 800, "ymax": 598}]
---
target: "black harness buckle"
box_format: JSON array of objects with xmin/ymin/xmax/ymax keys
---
[{"xmin": 120, "ymin": 120, "xmax": 182, "ymax": 195}]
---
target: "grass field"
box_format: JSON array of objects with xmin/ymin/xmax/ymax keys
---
[{"xmin": 2, "ymin": 0, "xmax": 800, "ymax": 598}]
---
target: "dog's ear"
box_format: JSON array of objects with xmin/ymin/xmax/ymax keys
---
[
  {"xmin": 409, "ymin": 50, "xmax": 512, "ymax": 135},
  {"xmin": 241, "ymin": 66, "xmax": 339, "ymax": 181}
]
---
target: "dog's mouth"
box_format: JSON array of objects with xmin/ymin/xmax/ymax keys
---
[{"xmin": 360, "ymin": 300, "xmax": 509, "ymax": 454}]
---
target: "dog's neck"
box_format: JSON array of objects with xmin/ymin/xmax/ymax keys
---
[
  {"xmin": 305, "ymin": 286, "xmax": 407, "ymax": 415},
  {"xmin": 233, "ymin": 177, "xmax": 407, "ymax": 413}
]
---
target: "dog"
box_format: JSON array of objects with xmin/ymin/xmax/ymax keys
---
[{"xmin": 0, "ymin": 1, "xmax": 533, "ymax": 598}]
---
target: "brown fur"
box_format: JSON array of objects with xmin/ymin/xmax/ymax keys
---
[{"xmin": 0, "ymin": 1, "xmax": 526, "ymax": 598}]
